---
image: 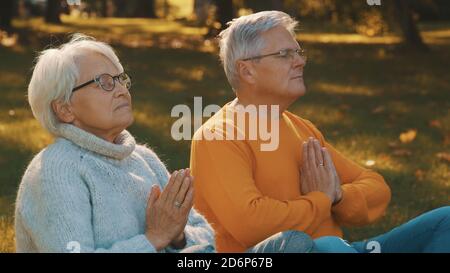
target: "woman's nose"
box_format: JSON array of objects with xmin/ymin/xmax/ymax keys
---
[{"xmin": 113, "ymin": 82, "xmax": 129, "ymax": 97}]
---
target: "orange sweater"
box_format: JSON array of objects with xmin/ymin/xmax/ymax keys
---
[{"xmin": 190, "ymin": 103, "xmax": 391, "ymax": 253}]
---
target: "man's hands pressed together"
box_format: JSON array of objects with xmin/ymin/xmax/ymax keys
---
[{"xmin": 300, "ymin": 137, "xmax": 343, "ymax": 205}]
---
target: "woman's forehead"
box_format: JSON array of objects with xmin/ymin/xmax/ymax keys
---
[{"xmin": 75, "ymin": 51, "xmax": 120, "ymax": 77}]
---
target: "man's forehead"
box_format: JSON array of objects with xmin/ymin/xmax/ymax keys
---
[{"xmin": 261, "ymin": 27, "xmax": 299, "ymax": 50}]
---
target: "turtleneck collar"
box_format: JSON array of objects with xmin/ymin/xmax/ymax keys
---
[{"xmin": 55, "ymin": 123, "xmax": 136, "ymax": 160}]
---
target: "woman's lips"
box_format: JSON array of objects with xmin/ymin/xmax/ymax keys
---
[{"xmin": 115, "ymin": 102, "xmax": 130, "ymax": 110}]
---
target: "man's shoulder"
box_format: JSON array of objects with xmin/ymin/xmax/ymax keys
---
[{"xmin": 192, "ymin": 104, "xmax": 237, "ymax": 141}]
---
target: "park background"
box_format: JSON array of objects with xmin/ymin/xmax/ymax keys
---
[{"xmin": 0, "ymin": 0, "xmax": 449, "ymax": 252}]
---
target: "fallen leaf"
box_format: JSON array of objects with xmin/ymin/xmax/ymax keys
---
[
  {"xmin": 436, "ymin": 152, "xmax": 450, "ymax": 163},
  {"xmin": 365, "ymin": 160, "xmax": 376, "ymax": 167},
  {"xmin": 392, "ymin": 149, "xmax": 412, "ymax": 156},
  {"xmin": 399, "ymin": 129, "xmax": 417, "ymax": 143},
  {"xmin": 444, "ymin": 133, "xmax": 450, "ymax": 146},
  {"xmin": 372, "ymin": 106, "xmax": 385, "ymax": 114},
  {"xmin": 429, "ymin": 120, "xmax": 442, "ymax": 129},
  {"xmin": 339, "ymin": 104, "xmax": 350, "ymax": 110},
  {"xmin": 414, "ymin": 169, "xmax": 425, "ymax": 181},
  {"xmin": 388, "ymin": 141, "xmax": 399, "ymax": 148}
]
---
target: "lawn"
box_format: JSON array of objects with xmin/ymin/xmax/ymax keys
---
[{"xmin": 0, "ymin": 16, "xmax": 449, "ymax": 252}]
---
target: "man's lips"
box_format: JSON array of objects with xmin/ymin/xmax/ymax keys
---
[{"xmin": 290, "ymin": 75, "xmax": 303, "ymax": 80}]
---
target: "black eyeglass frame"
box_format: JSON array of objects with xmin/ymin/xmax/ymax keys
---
[{"xmin": 72, "ymin": 72, "xmax": 131, "ymax": 92}]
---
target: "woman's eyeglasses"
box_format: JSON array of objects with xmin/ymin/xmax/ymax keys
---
[{"xmin": 72, "ymin": 72, "xmax": 131, "ymax": 93}]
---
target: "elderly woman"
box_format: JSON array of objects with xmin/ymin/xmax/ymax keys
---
[{"xmin": 14, "ymin": 34, "xmax": 318, "ymax": 253}]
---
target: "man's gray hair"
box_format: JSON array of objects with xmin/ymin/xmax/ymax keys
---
[{"xmin": 218, "ymin": 10, "xmax": 298, "ymax": 91}]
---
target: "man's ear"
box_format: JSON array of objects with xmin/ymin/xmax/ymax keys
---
[
  {"xmin": 236, "ymin": 60, "xmax": 257, "ymax": 85},
  {"xmin": 51, "ymin": 100, "xmax": 75, "ymax": 123}
]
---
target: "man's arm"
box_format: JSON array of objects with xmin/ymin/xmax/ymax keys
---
[
  {"xmin": 190, "ymin": 134, "xmax": 332, "ymax": 249},
  {"xmin": 301, "ymin": 118, "xmax": 392, "ymax": 227}
]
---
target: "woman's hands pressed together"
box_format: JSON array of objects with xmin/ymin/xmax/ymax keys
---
[{"xmin": 145, "ymin": 168, "xmax": 195, "ymax": 251}]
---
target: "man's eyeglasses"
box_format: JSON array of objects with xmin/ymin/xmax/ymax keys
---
[
  {"xmin": 72, "ymin": 72, "xmax": 131, "ymax": 93},
  {"xmin": 241, "ymin": 48, "xmax": 307, "ymax": 62}
]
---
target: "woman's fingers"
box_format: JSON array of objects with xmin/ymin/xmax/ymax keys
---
[
  {"xmin": 160, "ymin": 170, "xmax": 178, "ymax": 203},
  {"xmin": 147, "ymin": 185, "xmax": 161, "ymax": 212},
  {"xmin": 166, "ymin": 169, "xmax": 187, "ymax": 205},
  {"xmin": 174, "ymin": 175, "xmax": 191, "ymax": 206},
  {"xmin": 180, "ymin": 186, "xmax": 194, "ymax": 213}
]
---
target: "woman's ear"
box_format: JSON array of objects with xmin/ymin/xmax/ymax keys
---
[
  {"xmin": 51, "ymin": 100, "xmax": 75, "ymax": 123},
  {"xmin": 236, "ymin": 60, "xmax": 257, "ymax": 85}
]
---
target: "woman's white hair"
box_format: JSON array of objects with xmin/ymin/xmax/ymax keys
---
[
  {"xmin": 218, "ymin": 10, "xmax": 298, "ymax": 91},
  {"xmin": 28, "ymin": 33, "xmax": 123, "ymax": 135}
]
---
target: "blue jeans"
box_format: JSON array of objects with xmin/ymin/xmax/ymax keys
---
[
  {"xmin": 247, "ymin": 230, "xmax": 314, "ymax": 253},
  {"xmin": 313, "ymin": 206, "xmax": 450, "ymax": 253}
]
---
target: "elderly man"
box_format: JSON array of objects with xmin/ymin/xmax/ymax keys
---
[{"xmin": 190, "ymin": 11, "xmax": 450, "ymax": 253}]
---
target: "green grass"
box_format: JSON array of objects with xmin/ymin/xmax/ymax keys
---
[{"xmin": 0, "ymin": 17, "xmax": 449, "ymax": 252}]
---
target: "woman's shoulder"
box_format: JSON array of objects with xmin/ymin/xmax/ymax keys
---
[
  {"xmin": 17, "ymin": 139, "xmax": 89, "ymax": 212},
  {"xmin": 22, "ymin": 138, "xmax": 87, "ymax": 183}
]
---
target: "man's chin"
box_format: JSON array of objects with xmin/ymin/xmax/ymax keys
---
[{"xmin": 290, "ymin": 87, "xmax": 306, "ymax": 98}]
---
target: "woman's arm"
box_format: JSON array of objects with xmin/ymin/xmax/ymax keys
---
[
  {"xmin": 16, "ymin": 154, "xmax": 157, "ymax": 253},
  {"xmin": 135, "ymin": 145, "xmax": 216, "ymax": 253}
]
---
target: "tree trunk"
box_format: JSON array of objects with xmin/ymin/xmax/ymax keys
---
[
  {"xmin": 215, "ymin": 0, "xmax": 234, "ymax": 30},
  {"xmin": 0, "ymin": 0, "xmax": 15, "ymax": 33},
  {"xmin": 133, "ymin": 0, "xmax": 156, "ymax": 18},
  {"xmin": 393, "ymin": 0, "xmax": 428, "ymax": 51},
  {"xmin": 100, "ymin": 0, "xmax": 108, "ymax": 17},
  {"xmin": 271, "ymin": 0, "xmax": 284, "ymax": 11},
  {"xmin": 45, "ymin": 0, "xmax": 61, "ymax": 24},
  {"xmin": 113, "ymin": 0, "xmax": 126, "ymax": 17}
]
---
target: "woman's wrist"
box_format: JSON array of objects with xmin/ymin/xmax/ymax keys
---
[
  {"xmin": 170, "ymin": 231, "xmax": 186, "ymax": 249},
  {"xmin": 145, "ymin": 231, "xmax": 169, "ymax": 251}
]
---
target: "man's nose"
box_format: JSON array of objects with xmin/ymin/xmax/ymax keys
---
[{"xmin": 293, "ymin": 53, "xmax": 306, "ymax": 68}]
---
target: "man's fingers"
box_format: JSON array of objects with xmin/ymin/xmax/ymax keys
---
[
  {"xmin": 313, "ymin": 139, "xmax": 324, "ymax": 167},
  {"xmin": 322, "ymin": 147, "xmax": 334, "ymax": 172},
  {"xmin": 301, "ymin": 141, "xmax": 308, "ymax": 170},
  {"xmin": 307, "ymin": 138, "xmax": 317, "ymax": 172}
]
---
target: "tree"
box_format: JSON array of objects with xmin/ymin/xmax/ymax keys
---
[
  {"xmin": 45, "ymin": 0, "xmax": 61, "ymax": 24},
  {"xmin": 133, "ymin": 0, "xmax": 156, "ymax": 18},
  {"xmin": 392, "ymin": 0, "xmax": 429, "ymax": 51},
  {"xmin": 244, "ymin": 0, "xmax": 284, "ymax": 12},
  {"xmin": 0, "ymin": 0, "xmax": 15, "ymax": 33},
  {"xmin": 215, "ymin": 0, "xmax": 234, "ymax": 30}
]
